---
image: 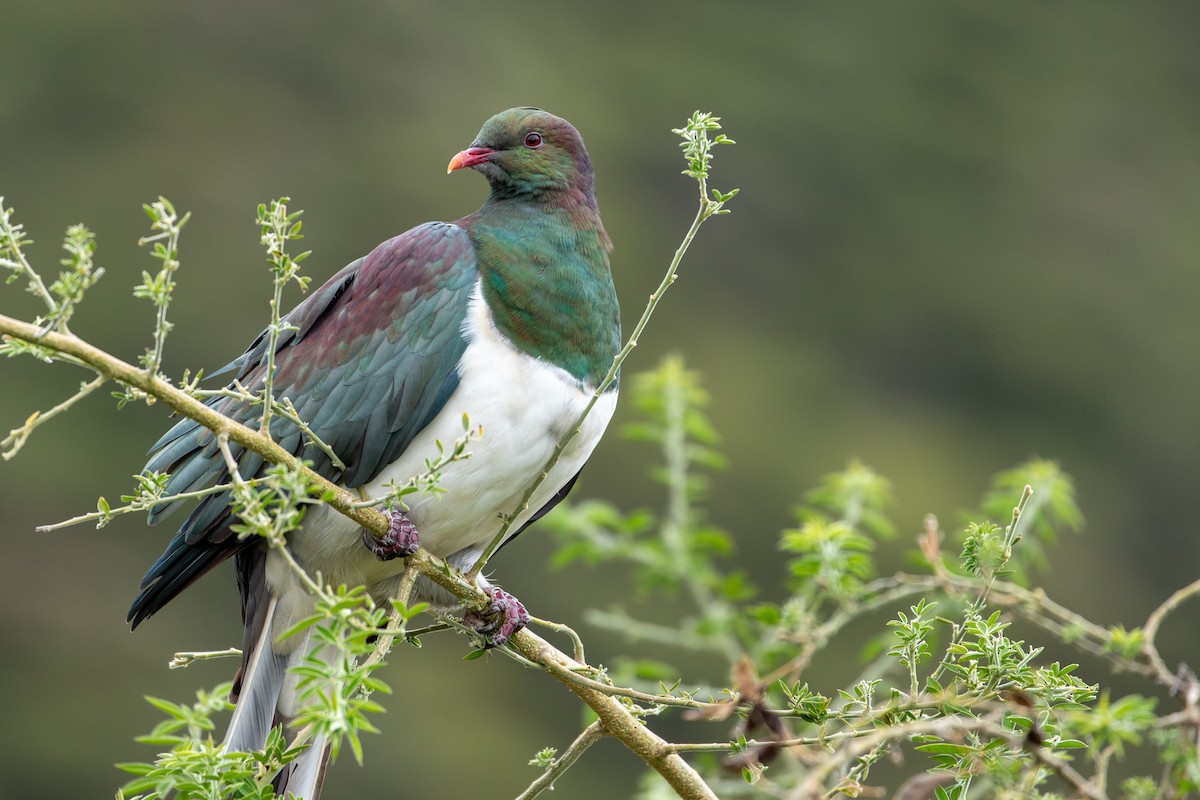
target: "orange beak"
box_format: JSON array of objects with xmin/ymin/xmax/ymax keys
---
[{"xmin": 447, "ymin": 147, "xmax": 496, "ymax": 174}]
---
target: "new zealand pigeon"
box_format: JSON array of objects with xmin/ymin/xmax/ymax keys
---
[{"xmin": 127, "ymin": 108, "xmax": 621, "ymax": 798}]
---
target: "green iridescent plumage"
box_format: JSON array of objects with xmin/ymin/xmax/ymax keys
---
[
  {"xmin": 466, "ymin": 202, "xmax": 618, "ymax": 387},
  {"xmin": 459, "ymin": 108, "xmax": 620, "ymax": 386}
]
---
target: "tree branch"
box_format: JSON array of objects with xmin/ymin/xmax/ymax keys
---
[{"xmin": 0, "ymin": 310, "xmax": 717, "ymax": 799}]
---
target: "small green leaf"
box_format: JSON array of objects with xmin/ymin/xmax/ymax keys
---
[
  {"xmin": 1055, "ymin": 739, "xmax": 1088, "ymax": 749},
  {"xmin": 915, "ymin": 742, "xmax": 971, "ymax": 756}
]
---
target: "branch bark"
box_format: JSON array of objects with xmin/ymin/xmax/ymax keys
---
[{"xmin": 0, "ymin": 311, "xmax": 717, "ymax": 800}]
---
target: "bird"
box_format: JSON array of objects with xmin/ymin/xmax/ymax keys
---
[{"xmin": 127, "ymin": 107, "xmax": 621, "ymax": 798}]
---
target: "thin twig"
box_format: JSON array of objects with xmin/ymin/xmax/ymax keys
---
[
  {"xmin": 534, "ymin": 654, "xmax": 719, "ymax": 712},
  {"xmin": 192, "ymin": 384, "xmax": 347, "ymax": 471},
  {"xmin": 0, "ymin": 197, "xmax": 56, "ymax": 313},
  {"xmin": 762, "ymin": 578, "xmax": 935, "ymax": 686},
  {"xmin": 137, "ymin": 199, "xmax": 188, "ymax": 379},
  {"xmin": 216, "ymin": 431, "xmax": 321, "ymax": 597},
  {"xmin": 2, "ymin": 372, "xmax": 105, "ymax": 460},
  {"xmin": 36, "ymin": 475, "xmax": 269, "ymax": 532},
  {"xmin": 582, "ymin": 608, "xmax": 727, "ymax": 653},
  {"xmin": 359, "ymin": 565, "xmax": 421, "ymax": 673},
  {"xmin": 401, "ymin": 622, "xmax": 453, "ymax": 639},
  {"xmin": 169, "ymin": 647, "xmax": 242, "ymax": 669},
  {"xmin": 514, "ymin": 721, "xmax": 606, "ymax": 800},
  {"xmin": 528, "ymin": 615, "xmax": 587, "ymax": 664},
  {"xmin": 1142, "ymin": 577, "xmax": 1200, "ymax": 691},
  {"xmin": 277, "ymin": 396, "xmax": 346, "ymax": 470}
]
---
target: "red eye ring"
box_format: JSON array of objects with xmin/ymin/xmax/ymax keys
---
[{"xmin": 524, "ymin": 132, "xmax": 543, "ymax": 148}]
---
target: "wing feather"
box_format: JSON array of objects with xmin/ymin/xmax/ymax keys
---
[{"xmin": 129, "ymin": 222, "xmax": 477, "ymax": 626}]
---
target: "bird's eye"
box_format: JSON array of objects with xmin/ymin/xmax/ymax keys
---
[{"xmin": 524, "ymin": 132, "xmax": 543, "ymax": 149}]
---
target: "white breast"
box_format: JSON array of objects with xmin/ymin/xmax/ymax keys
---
[{"xmin": 281, "ymin": 279, "xmax": 617, "ymax": 595}]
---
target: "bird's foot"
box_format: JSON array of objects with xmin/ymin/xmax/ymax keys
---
[
  {"xmin": 463, "ymin": 587, "xmax": 529, "ymax": 648},
  {"xmin": 362, "ymin": 508, "xmax": 420, "ymax": 561}
]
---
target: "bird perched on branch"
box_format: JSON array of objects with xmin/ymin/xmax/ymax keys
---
[{"xmin": 128, "ymin": 108, "xmax": 621, "ymax": 798}]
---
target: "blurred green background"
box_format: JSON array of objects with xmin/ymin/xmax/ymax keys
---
[{"xmin": 2, "ymin": 2, "xmax": 1198, "ymax": 798}]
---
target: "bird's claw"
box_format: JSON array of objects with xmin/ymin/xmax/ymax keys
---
[
  {"xmin": 463, "ymin": 587, "xmax": 529, "ymax": 648},
  {"xmin": 362, "ymin": 508, "xmax": 420, "ymax": 561}
]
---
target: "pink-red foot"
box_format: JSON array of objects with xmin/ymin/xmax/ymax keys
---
[
  {"xmin": 463, "ymin": 587, "xmax": 529, "ymax": 648},
  {"xmin": 362, "ymin": 508, "xmax": 420, "ymax": 561}
]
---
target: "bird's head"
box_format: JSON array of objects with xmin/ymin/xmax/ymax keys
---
[{"xmin": 448, "ymin": 108, "xmax": 596, "ymax": 203}]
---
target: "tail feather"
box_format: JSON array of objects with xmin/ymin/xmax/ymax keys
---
[
  {"xmin": 224, "ymin": 555, "xmax": 331, "ymax": 800},
  {"xmin": 274, "ymin": 733, "xmax": 331, "ymax": 800},
  {"xmin": 224, "ymin": 595, "xmax": 290, "ymax": 752}
]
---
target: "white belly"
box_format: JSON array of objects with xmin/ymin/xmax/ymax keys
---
[{"xmin": 276, "ymin": 280, "xmax": 617, "ymax": 600}]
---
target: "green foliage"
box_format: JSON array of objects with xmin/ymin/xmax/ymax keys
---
[
  {"xmin": 1122, "ymin": 776, "xmax": 1159, "ymax": 800},
  {"xmin": 117, "ymin": 685, "xmax": 302, "ymax": 800},
  {"xmin": 977, "ymin": 459, "xmax": 1082, "ymax": 580},
  {"xmin": 781, "ymin": 518, "xmax": 874, "ymax": 603},
  {"xmin": 49, "ymin": 223, "xmax": 102, "ymax": 331},
  {"xmin": 672, "ymin": 112, "xmax": 739, "ymax": 213},
  {"xmin": 257, "ymin": 198, "xmax": 312, "ymax": 291},
  {"xmin": 546, "ymin": 355, "xmax": 1198, "ymax": 798},
  {"xmin": 255, "ymin": 197, "xmax": 310, "ymax": 436},
  {"xmin": 778, "ymin": 461, "xmax": 894, "ymax": 610},
  {"xmin": 1150, "ymin": 726, "xmax": 1200, "ymax": 795},
  {"xmin": 135, "ymin": 197, "xmax": 189, "ymax": 379},
  {"xmin": 0, "ymin": 198, "xmax": 36, "ymax": 282},
  {"xmin": 778, "ymin": 681, "xmax": 830, "ymax": 725},
  {"xmin": 889, "ymin": 598, "xmax": 937, "ymax": 696},
  {"xmin": 1104, "ymin": 624, "xmax": 1145, "ymax": 659},
  {"xmin": 528, "ymin": 747, "xmax": 558, "ymax": 769},
  {"xmin": 113, "ymin": 451, "xmax": 403, "ymax": 793},
  {"xmin": 802, "ymin": 460, "xmax": 895, "ymax": 538},
  {"xmin": 227, "ymin": 460, "xmax": 316, "ymax": 548},
  {"xmin": 285, "ymin": 586, "xmax": 392, "ymax": 765},
  {"xmin": 543, "ymin": 354, "xmax": 748, "ymax": 660},
  {"xmin": 960, "ymin": 520, "xmax": 1009, "ymax": 582},
  {"xmin": 1070, "ymin": 691, "xmax": 1157, "ymax": 758},
  {"xmin": 0, "ymin": 196, "xmax": 104, "ymax": 334}
]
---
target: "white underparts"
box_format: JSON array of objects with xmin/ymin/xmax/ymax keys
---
[{"xmin": 268, "ymin": 279, "xmax": 617, "ymax": 635}]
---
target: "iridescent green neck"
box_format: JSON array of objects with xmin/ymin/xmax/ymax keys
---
[{"xmin": 461, "ymin": 198, "xmax": 620, "ymax": 388}]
